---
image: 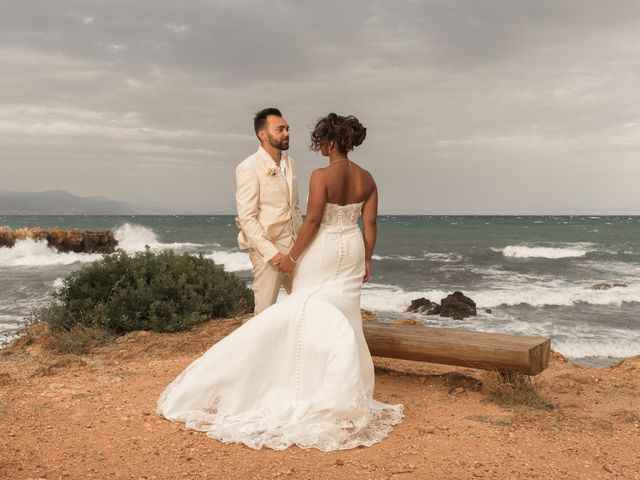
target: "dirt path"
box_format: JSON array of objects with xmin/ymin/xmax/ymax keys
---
[{"xmin": 1, "ymin": 318, "xmax": 639, "ymax": 480}]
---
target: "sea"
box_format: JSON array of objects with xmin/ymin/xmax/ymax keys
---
[{"xmin": 1, "ymin": 215, "xmax": 639, "ymax": 368}]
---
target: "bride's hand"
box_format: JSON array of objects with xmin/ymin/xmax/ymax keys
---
[
  {"xmin": 279, "ymin": 255, "xmax": 295, "ymax": 275},
  {"xmin": 363, "ymin": 260, "xmax": 372, "ymax": 283},
  {"xmin": 270, "ymin": 253, "xmax": 286, "ymax": 269}
]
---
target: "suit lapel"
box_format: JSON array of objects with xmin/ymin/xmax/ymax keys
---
[{"xmin": 257, "ymin": 147, "xmax": 290, "ymax": 206}]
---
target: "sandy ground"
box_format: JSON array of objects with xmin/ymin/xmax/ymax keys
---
[{"xmin": 1, "ymin": 316, "xmax": 639, "ymax": 480}]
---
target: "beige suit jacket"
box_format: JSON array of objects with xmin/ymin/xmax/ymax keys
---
[{"xmin": 235, "ymin": 146, "xmax": 303, "ymax": 262}]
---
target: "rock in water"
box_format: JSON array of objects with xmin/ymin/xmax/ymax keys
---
[
  {"xmin": 439, "ymin": 291, "xmax": 476, "ymax": 320},
  {"xmin": 0, "ymin": 227, "xmax": 117, "ymax": 253},
  {"xmin": 405, "ymin": 297, "xmax": 441, "ymax": 315}
]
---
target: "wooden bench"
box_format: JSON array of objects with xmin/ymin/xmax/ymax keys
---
[{"xmin": 363, "ymin": 323, "xmax": 550, "ymax": 375}]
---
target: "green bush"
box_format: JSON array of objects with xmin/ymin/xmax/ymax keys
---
[{"xmin": 47, "ymin": 248, "xmax": 253, "ymax": 335}]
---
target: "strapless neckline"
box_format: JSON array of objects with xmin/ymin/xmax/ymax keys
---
[{"xmin": 325, "ymin": 201, "xmax": 365, "ymax": 207}]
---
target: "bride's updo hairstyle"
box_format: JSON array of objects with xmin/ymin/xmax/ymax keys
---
[{"xmin": 310, "ymin": 113, "xmax": 367, "ymax": 154}]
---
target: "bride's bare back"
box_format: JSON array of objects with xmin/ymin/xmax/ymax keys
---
[
  {"xmin": 280, "ymin": 113, "xmax": 378, "ymax": 282},
  {"xmin": 322, "ymin": 161, "xmax": 375, "ymax": 206}
]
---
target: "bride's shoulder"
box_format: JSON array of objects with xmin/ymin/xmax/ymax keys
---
[
  {"xmin": 309, "ymin": 167, "xmax": 329, "ymax": 184},
  {"xmin": 354, "ymin": 163, "xmax": 375, "ymax": 181}
]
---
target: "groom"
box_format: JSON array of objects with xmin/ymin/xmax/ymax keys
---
[{"xmin": 235, "ymin": 108, "xmax": 303, "ymax": 315}]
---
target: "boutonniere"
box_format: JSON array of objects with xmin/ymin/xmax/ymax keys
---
[{"xmin": 266, "ymin": 167, "xmax": 279, "ymax": 177}]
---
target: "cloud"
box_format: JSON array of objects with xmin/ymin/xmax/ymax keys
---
[
  {"xmin": 0, "ymin": 0, "xmax": 639, "ymax": 213},
  {"xmin": 165, "ymin": 23, "xmax": 187, "ymax": 34}
]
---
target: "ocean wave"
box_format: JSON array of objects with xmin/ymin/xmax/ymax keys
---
[
  {"xmin": 113, "ymin": 223, "xmax": 160, "ymax": 251},
  {"xmin": 372, "ymin": 254, "xmax": 422, "ymax": 261},
  {"xmin": 579, "ymin": 259, "xmax": 640, "ymax": 277},
  {"xmin": 494, "ymin": 244, "xmax": 595, "ymax": 259},
  {"xmin": 205, "ymin": 250, "xmax": 252, "ymax": 272},
  {"xmin": 371, "ymin": 252, "xmax": 462, "ymax": 262},
  {"xmin": 472, "ymin": 283, "xmax": 640, "ymax": 308},
  {"xmin": 554, "ymin": 338, "xmax": 640, "ymax": 359},
  {"xmin": 0, "ymin": 238, "xmax": 103, "ymax": 267},
  {"xmin": 48, "ymin": 277, "xmax": 65, "ymax": 290},
  {"xmin": 114, "ymin": 223, "xmax": 205, "ymax": 252},
  {"xmin": 361, "ymin": 280, "xmax": 640, "ymax": 310},
  {"xmin": 423, "ymin": 252, "xmax": 462, "ymax": 262},
  {"xmin": 0, "ymin": 224, "xmax": 210, "ymax": 267},
  {"xmin": 362, "ymin": 283, "xmax": 449, "ymax": 312}
]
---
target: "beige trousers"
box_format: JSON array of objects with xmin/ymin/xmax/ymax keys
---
[{"xmin": 248, "ymin": 240, "xmax": 294, "ymax": 316}]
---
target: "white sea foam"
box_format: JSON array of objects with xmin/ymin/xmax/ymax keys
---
[
  {"xmin": 205, "ymin": 250, "xmax": 252, "ymax": 272},
  {"xmin": 113, "ymin": 223, "xmax": 160, "ymax": 251},
  {"xmin": 581, "ymin": 259, "xmax": 640, "ymax": 277},
  {"xmin": 361, "ymin": 279, "xmax": 640, "ymax": 311},
  {"xmin": 0, "ymin": 238, "xmax": 103, "ymax": 267},
  {"xmin": 554, "ymin": 338, "xmax": 640, "ymax": 359},
  {"xmin": 371, "ymin": 252, "xmax": 461, "ymax": 262},
  {"xmin": 472, "ymin": 283, "xmax": 640, "ymax": 308},
  {"xmin": 114, "ymin": 223, "xmax": 206, "ymax": 252},
  {"xmin": 425, "ymin": 317, "xmax": 640, "ymax": 359},
  {"xmin": 0, "ymin": 224, "xmax": 211, "ymax": 268},
  {"xmin": 372, "ymin": 254, "xmax": 421, "ymax": 261},
  {"xmin": 113, "ymin": 224, "xmax": 247, "ymax": 271},
  {"xmin": 362, "ymin": 283, "xmax": 449, "ymax": 312},
  {"xmin": 49, "ymin": 277, "xmax": 65, "ymax": 290},
  {"xmin": 361, "ymin": 283, "xmax": 640, "ymax": 359},
  {"xmin": 495, "ymin": 244, "xmax": 594, "ymax": 259},
  {"xmin": 423, "ymin": 252, "xmax": 463, "ymax": 262}
]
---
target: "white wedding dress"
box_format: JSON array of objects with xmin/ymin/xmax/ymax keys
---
[{"xmin": 156, "ymin": 202, "xmax": 403, "ymax": 451}]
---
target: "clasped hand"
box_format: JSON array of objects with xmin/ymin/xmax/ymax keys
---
[{"xmin": 270, "ymin": 252, "xmax": 295, "ymax": 274}]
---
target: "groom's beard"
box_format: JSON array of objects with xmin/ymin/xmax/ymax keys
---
[{"xmin": 268, "ymin": 135, "xmax": 289, "ymax": 151}]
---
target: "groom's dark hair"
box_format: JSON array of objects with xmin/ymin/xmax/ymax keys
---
[{"xmin": 254, "ymin": 108, "xmax": 283, "ymax": 137}]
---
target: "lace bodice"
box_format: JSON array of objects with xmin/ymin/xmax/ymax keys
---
[{"xmin": 322, "ymin": 202, "xmax": 364, "ymax": 226}]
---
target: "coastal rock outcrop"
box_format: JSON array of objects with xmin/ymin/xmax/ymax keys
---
[
  {"xmin": 406, "ymin": 291, "xmax": 477, "ymax": 320},
  {"xmin": 405, "ymin": 297, "xmax": 441, "ymax": 315},
  {"xmin": 0, "ymin": 227, "xmax": 117, "ymax": 254},
  {"xmin": 439, "ymin": 291, "xmax": 477, "ymax": 320}
]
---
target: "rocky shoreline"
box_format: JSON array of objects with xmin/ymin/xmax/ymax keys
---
[
  {"xmin": 0, "ymin": 227, "xmax": 117, "ymax": 254},
  {"xmin": 1, "ymin": 315, "xmax": 639, "ymax": 479}
]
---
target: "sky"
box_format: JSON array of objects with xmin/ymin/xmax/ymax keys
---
[{"xmin": 1, "ymin": 0, "xmax": 639, "ymax": 214}]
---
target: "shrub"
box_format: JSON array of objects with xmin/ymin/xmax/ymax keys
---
[{"xmin": 47, "ymin": 248, "xmax": 253, "ymax": 335}]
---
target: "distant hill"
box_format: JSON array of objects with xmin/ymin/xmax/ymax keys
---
[{"xmin": 0, "ymin": 189, "xmax": 170, "ymax": 215}]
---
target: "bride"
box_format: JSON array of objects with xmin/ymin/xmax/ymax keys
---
[{"xmin": 156, "ymin": 113, "xmax": 403, "ymax": 451}]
